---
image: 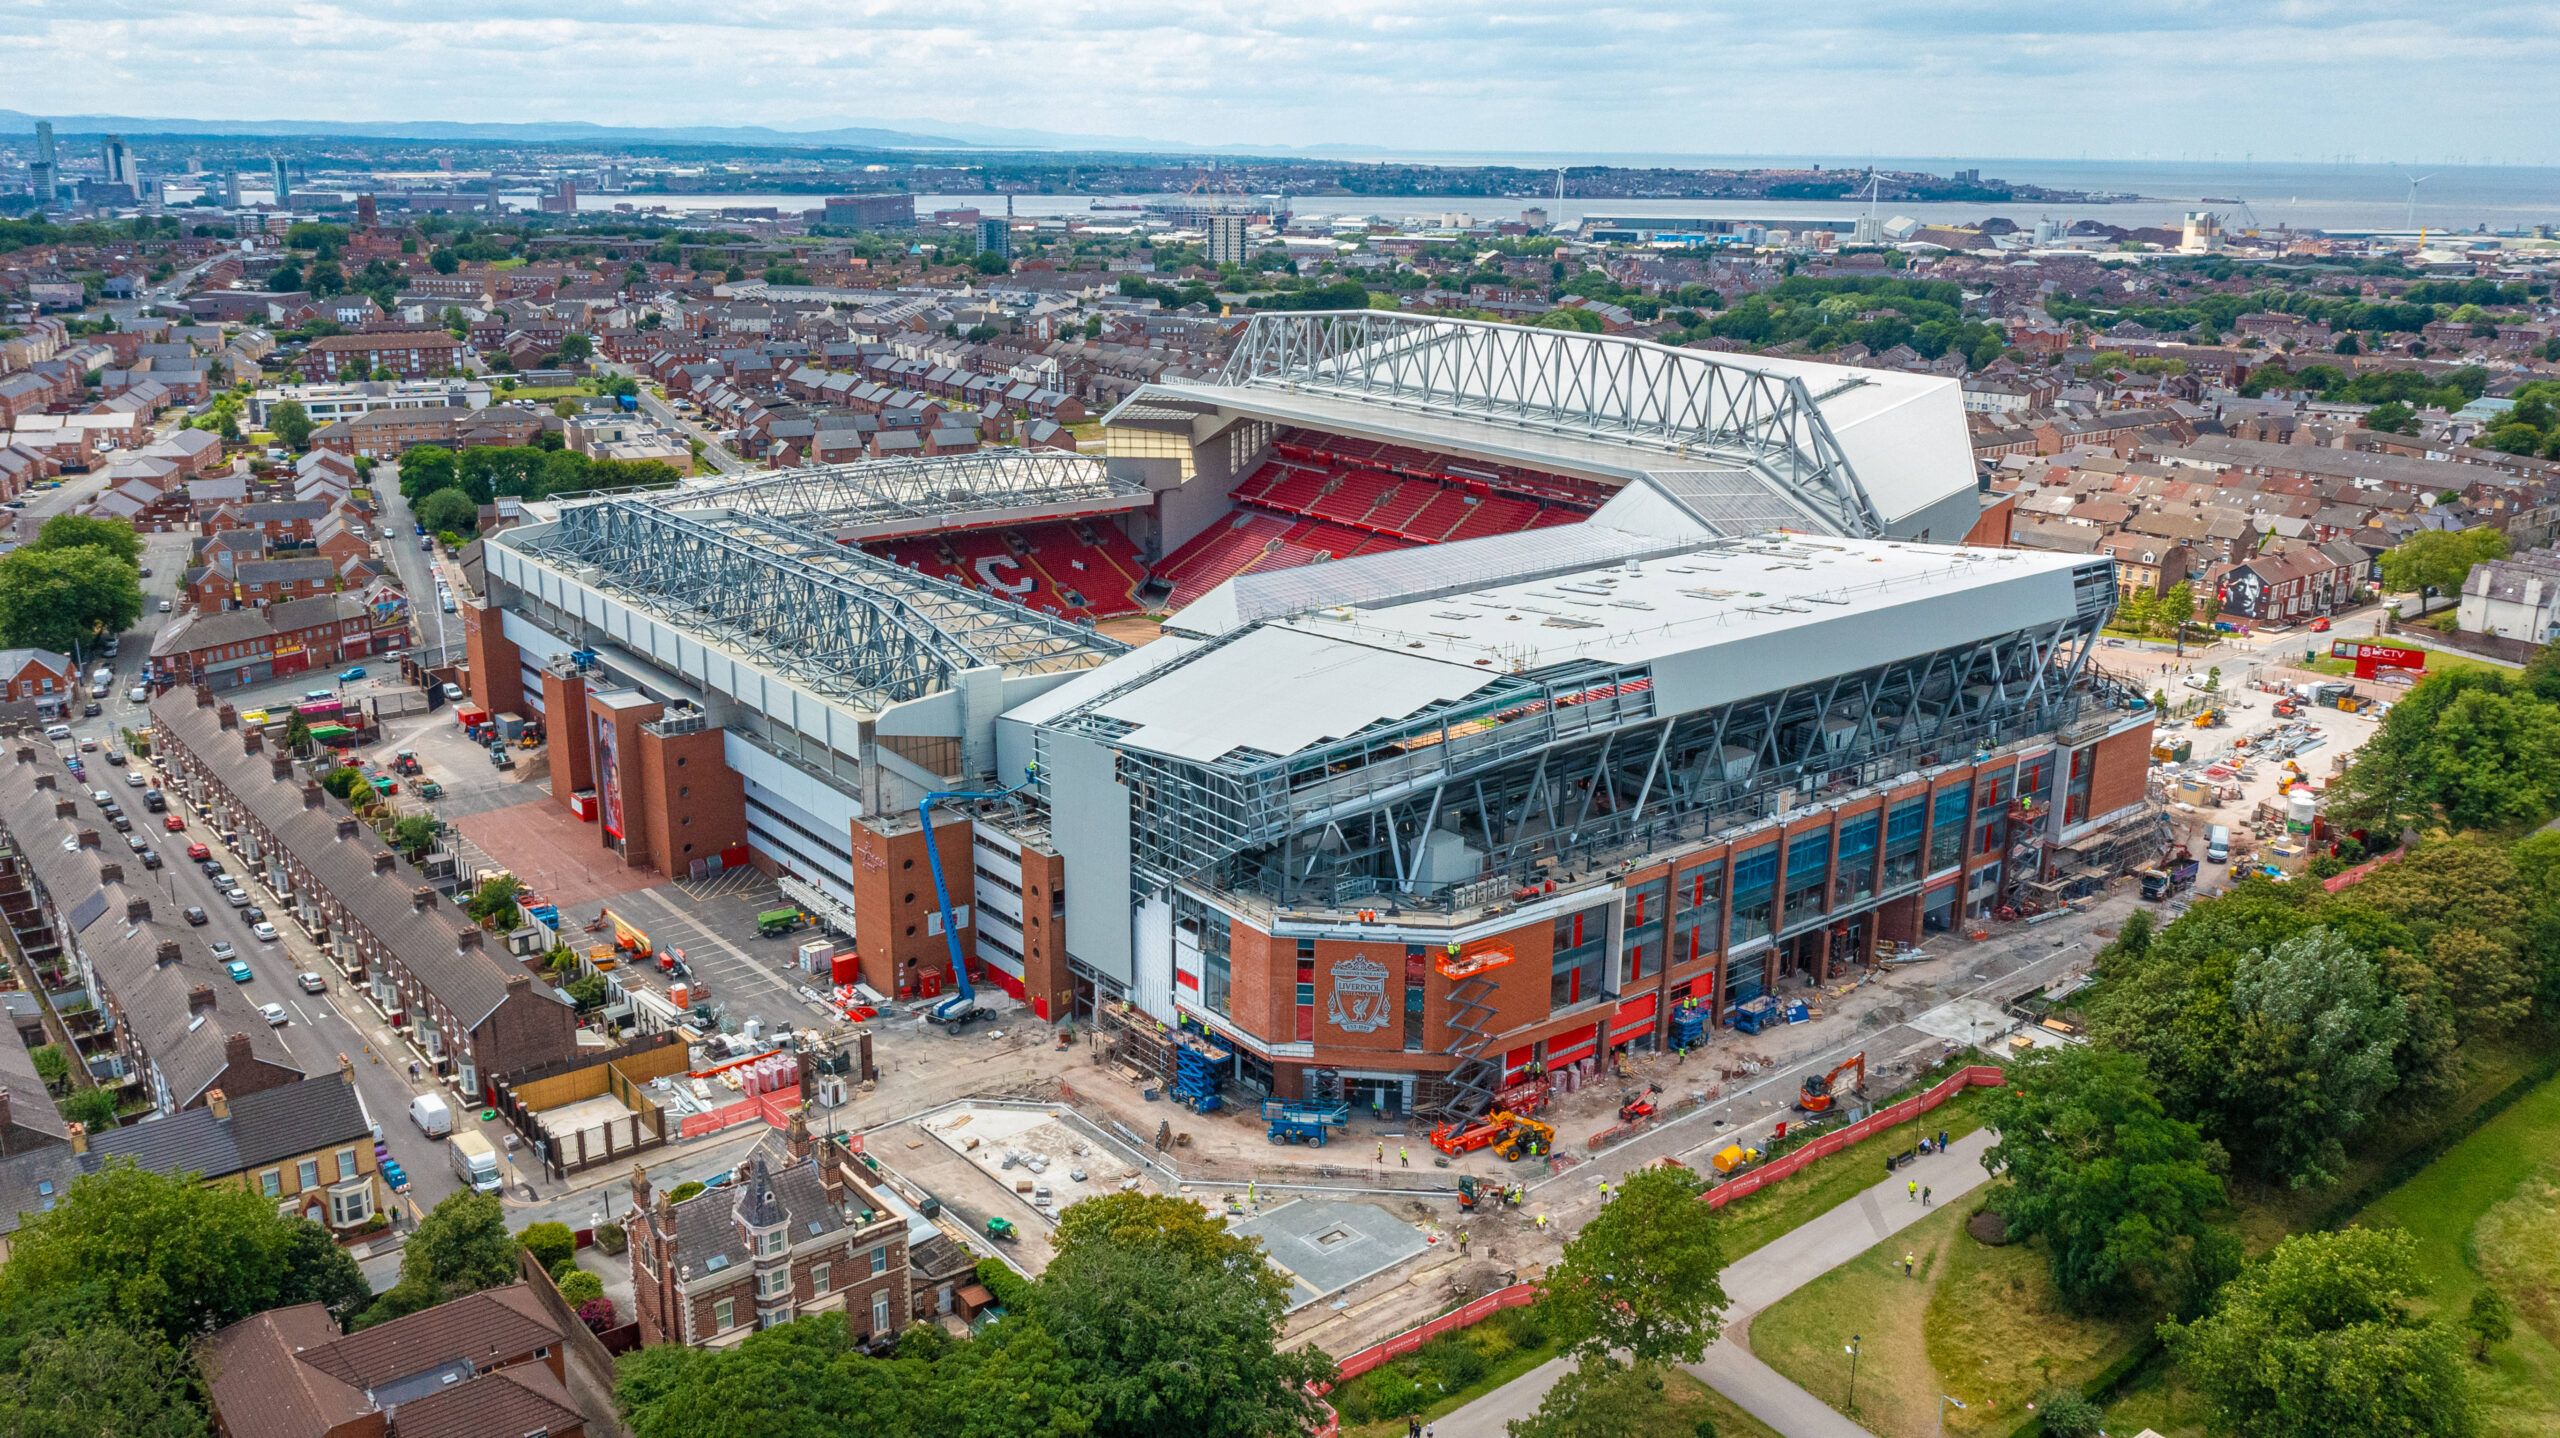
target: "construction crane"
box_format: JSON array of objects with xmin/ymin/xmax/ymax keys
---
[
  {"xmin": 1795, "ymin": 1052, "xmax": 1867, "ymax": 1114},
  {"xmin": 918, "ymin": 768, "xmax": 1036, "ymax": 1026}
]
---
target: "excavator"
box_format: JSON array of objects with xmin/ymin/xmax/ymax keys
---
[{"xmin": 1795, "ymin": 1052, "xmax": 1866, "ymax": 1114}]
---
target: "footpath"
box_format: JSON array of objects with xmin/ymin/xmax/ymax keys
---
[{"xmin": 1431, "ymin": 1130, "xmax": 2000, "ymax": 1438}]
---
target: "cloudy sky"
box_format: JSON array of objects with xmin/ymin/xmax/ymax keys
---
[{"xmin": 5, "ymin": 0, "xmax": 2554, "ymax": 162}]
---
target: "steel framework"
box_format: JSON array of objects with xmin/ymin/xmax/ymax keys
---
[
  {"xmin": 535, "ymin": 497, "xmax": 1124, "ymax": 713},
  {"xmin": 1216, "ymin": 312, "xmax": 1886, "ymax": 538},
  {"xmin": 663, "ymin": 451, "xmax": 1148, "ymax": 533}
]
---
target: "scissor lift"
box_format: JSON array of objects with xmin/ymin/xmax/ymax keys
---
[{"xmin": 1264, "ymin": 1097, "xmax": 1351, "ymax": 1146}]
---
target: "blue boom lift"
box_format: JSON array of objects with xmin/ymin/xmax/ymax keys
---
[{"xmin": 918, "ymin": 771, "xmax": 1036, "ymax": 1027}]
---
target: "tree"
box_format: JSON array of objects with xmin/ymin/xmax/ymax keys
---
[
  {"xmin": 415, "ymin": 487, "xmax": 479, "ymax": 536},
  {"xmin": 26, "ymin": 1044, "xmax": 68, "ymax": 1093},
  {"xmin": 390, "ymin": 814, "xmax": 439, "ymax": 860},
  {"xmin": 2362, "ymin": 400, "xmax": 2418, "ymax": 435},
  {"xmin": 0, "ymin": 1322, "xmax": 204, "ymax": 1438},
  {"xmin": 521, "ymin": 1220, "xmax": 575, "ymax": 1276},
  {"xmin": 558, "ymin": 333, "xmax": 593, "ymax": 363},
  {"xmin": 2464, "ymin": 1289, "xmax": 2513, "ymax": 1360},
  {"xmin": 1038, "ymin": 1192, "xmax": 1331, "ymax": 1438},
  {"xmin": 365, "ymin": 1191, "xmax": 518, "ymax": 1326},
  {"xmin": 0, "ymin": 1161, "xmax": 371, "ymax": 1344},
  {"xmin": 615, "ymin": 1312, "xmax": 946, "ymax": 1438},
  {"xmin": 2378, "ymin": 526, "xmax": 2507, "ymax": 603},
  {"xmin": 29, "ymin": 514, "xmax": 142, "ymax": 566},
  {"xmin": 556, "ymin": 1269, "xmax": 605, "ymax": 1304},
  {"xmin": 0, "ymin": 543, "xmax": 148, "ymax": 654},
  {"xmin": 1537, "ymin": 1162, "xmax": 1728, "ymax": 1365},
  {"xmin": 60, "ymin": 1087, "xmax": 117, "ymax": 1132},
  {"xmin": 268, "ymin": 399, "xmax": 314, "ymax": 451},
  {"xmin": 1532, "ymin": 306, "xmax": 1606, "ymax": 333},
  {"xmin": 2115, "ymin": 586, "xmax": 2158, "ymax": 638},
  {"xmin": 1510, "ymin": 1357, "xmax": 1688, "ymax": 1438},
  {"xmin": 2225, "ymin": 928, "xmax": 2408, "ymax": 1188},
  {"xmin": 2159, "ymin": 579, "xmax": 2196, "ymax": 640},
  {"xmin": 2163, "ymin": 1228, "xmax": 2473, "ymax": 1438},
  {"xmin": 396, "ymin": 444, "xmax": 458, "ymax": 501},
  {"xmin": 319, "ymin": 765, "xmax": 366, "ymax": 800},
  {"xmin": 1980, "ymin": 1047, "xmax": 2235, "ymax": 1315}
]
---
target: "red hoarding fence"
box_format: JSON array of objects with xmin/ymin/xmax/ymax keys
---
[{"xmin": 1704, "ymin": 1064, "xmax": 2005, "ymax": 1208}]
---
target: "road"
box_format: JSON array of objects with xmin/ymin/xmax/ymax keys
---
[
  {"xmin": 369, "ymin": 464, "xmax": 466, "ymax": 667},
  {"xmin": 598, "ymin": 361, "xmax": 745, "ymax": 474}
]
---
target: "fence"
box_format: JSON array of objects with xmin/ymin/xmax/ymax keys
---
[
  {"xmin": 1705, "ymin": 1064, "xmax": 2005, "ymax": 1208},
  {"xmin": 677, "ymin": 1088, "xmax": 800, "ymax": 1139}
]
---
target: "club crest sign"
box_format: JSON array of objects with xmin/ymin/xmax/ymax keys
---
[{"xmin": 1326, "ymin": 955, "xmax": 1392, "ymax": 1034}]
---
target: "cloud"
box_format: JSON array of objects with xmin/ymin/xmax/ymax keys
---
[{"xmin": 2, "ymin": 0, "xmax": 2555, "ymax": 160}]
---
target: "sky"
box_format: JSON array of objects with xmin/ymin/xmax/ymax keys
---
[{"xmin": 5, "ymin": 0, "xmax": 2557, "ymax": 164}]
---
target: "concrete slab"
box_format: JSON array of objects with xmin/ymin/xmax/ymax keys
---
[
  {"xmin": 1907, "ymin": 997, "xmax": 2013, "ymax": 1047},
  {"xmin": 1230, "ymin": 1199, "xmax": 1431, "ymax": 1312},
  {"xmin": 452, "ymin": 797, "xmax": 662, "ymax": 910}
]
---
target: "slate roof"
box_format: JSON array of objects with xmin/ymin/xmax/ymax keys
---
[
  {"xmin": 199, "ymin": 1286, "xmax": 567, "ymax": 1438},
  {"xmin": 81, "ymin": 1070, "xmax": 369, "ymax": 1181},
  {"xmin": 668, "ymin": 1151, "xmax": 844, "ymax": 1278}
]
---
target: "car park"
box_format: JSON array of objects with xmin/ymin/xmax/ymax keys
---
[
  {"xmin": 259, "ymin": 1003, "xmax": 288, "ymax": 1027},
  {"xmin": 297, "ymin": 972, "xmax": 327, "ymax": 993},
  {"xmin": 253, "ymin": 922, "xmax": 278, "ymax": 942},
  {"xmin": 183, "ymin": 905, "xmax": 207, "ymax": 925}
]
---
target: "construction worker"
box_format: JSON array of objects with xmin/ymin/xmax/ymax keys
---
[
  {"xmin": 1903, "ymin": 1251, "xmax": 1915, "ymax": 1277},
  {"xmin": 1376, "ymin": 1139, "xmax": 1385, "ymax": 1163},
  {"xmin": 1534, "ymin": 1212, "xmax": 1549, "ymax": 1232},
  {"xmin": 1599, "ymin": 1179, "xmax": 1613, "ymax": 1205},
  {"xmin": 1908, "ymin": 1179, "xmax": 1918, "ymax": 1202},
  {"xmin": 1457, "ymin": 1229, "xmax": 1469, "ymax": 1255},
  {"xmin": 1246, "ymin": 1181, "xmax": 1256, "ymax": 1206},
  {"xmin": 1399, "ymin": 1146, "xmax": 1410, "ymax": 1168}
]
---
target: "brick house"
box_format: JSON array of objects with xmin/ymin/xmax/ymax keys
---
[
  {"xmin": 147, "ymin": 594, "xmax": 377, "ymax": 684},
  {"xmin": 191, "ymin": 555, "xmax": 337, "ymax": 611},
  {"xmin": 296, "ymin": 331, "xmax": 469, "ymax": 382},
  {"xmin": 627, "ymin": 1118, "xmax": 911, "ymax": 1349},
  {"xmin": 0, "ymin": 648, "xmax": 75, "ymax": 710},
  {"xmin": 199, "ymin": 1283, "xmax": 582, "ymax": 1438},
  {"xmin": 204, "ymin": 498, "xmax": 333, "ymax": 544}
]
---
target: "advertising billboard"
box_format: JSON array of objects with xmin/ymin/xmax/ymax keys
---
[{"xmin": 592, "ymin": 712, "xmax": 624, "ymax": 841}]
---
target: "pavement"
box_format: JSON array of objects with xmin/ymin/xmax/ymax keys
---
[{"xmin": 1431, "ymin": 1131, "xmax": 1999, "ymax": 1438}]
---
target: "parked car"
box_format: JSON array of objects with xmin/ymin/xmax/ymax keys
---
[
  {"xmin": 43, "ymin": 724, "xmax": 70, "ymax": 741},
  {"xmin": 185, "ymin": 842, "xmax": 210, "ymax": 860},
  {"xmin": 441, "ymin": 683, "xmax": 465, "ymax": 702},
  {"xmin": 124, "ymin": 769, "xmax": 143, "ymax": 786},
  {"xmin": 163, "ymin": 814, "xmax": 184, "ymax": 832},
  {"xmin": 80, "ymin": 701, "xmax": 100, "ymax": 717},
  {"xmin": 339, "ymin": 666, "xmax": 366, "ymax": 681},
  {"xmin": 297, "ymin": 972, "xmax": 327, "ymax": 993},
  {"xmin": 157, "ymin": 600, "xmax": 172, "ymax": 613},
  {"xmin": 125, "ymin": 833, "xmax": 148, "ymax": 852},
  {"xmin": 242, "ymin": 905, "xmax": 265, "ymax": 924},
  {"xmin": 253, "ymin": 921, "xmax": 278, "ymax": 942},
  {"xmin": 183, "ymin": 905, "xmax": 207, "ymax": 925},
  {"xmin": 259, "ymin": 1003, "xmax": 288, "ymax": 1027},
  {"xmin": 138, "ymin": 849, "xmax": 161, "ymax": 869},
  {"xmin": 222, "ymin": 888, "xmax": 249, "ymax": 908}
]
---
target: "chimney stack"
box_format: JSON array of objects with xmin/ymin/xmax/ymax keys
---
[
  {"xmin": 207, "ymin": 1087, "xmax": 230, "ymax": 1121},
  {"xmin": 195, "ymin": 683, "xmax": 216, "ymax": 709},
  {"xmin": 373, "ymin": 852, "xmax": 396, "ymax": 875},
  {"xmin": 216, "ymin": 702, "xmax": 236, "ymax": 729},
  {"xmin": 76, "ymin": 829, "xmax": 98, "ymax": 850},
  {"xmin": 66, "ymin": 1121, "xmax": 86, "ymax": 1155},
  {"xmin": 53, "ymin": 798, "xmax": 74, "ymax": 819},
  {"xmin": 0, "ymin": 1087, "xmax": 11, "ymax": 1136},
  {"xmin": 223, "ymin": 1031, "xmax": 252, "ymax": 1070},
  {"xmin": 504, "ymin": 972, "xmax": 531, "ymax": 996},
  {"xmin": 242, "ymin": 726, "xmax": 264, "ymax": 756},
  {"xmin": 32, "ymin": 773, "xmax": 54, "ymax": 791},
  {"xmin": 13, "ymin": 745, "xmax": 32, "ymax": 764},
  {"xmin": 338, "ymin": 1052, "xmax": 354, "ymax": 1086},
  {"xmin": 157, "ymin": 939, "xmax": 182, "ymax": 964},
  {"xmin": 412, "ymin": 887, "xmax": 437, "ymax": 912},
  {"xmin": 124, "ymin": 898, "xmax": 150, "ymax": 923},
  {"xmin": 189, "ymin": 984, "xmax": 216, "ymax": 1012},
  {"xmin": 269, "ymin": 755, "xmax": 291, "ymax": 781},
  {"xmin": 455, "ymin": 927, "xmax": 483, "ymax": 952},
  {"xmin": 303, "ymin": 781, "xmax": 324, "ymax": 810},
  {"xmin": 335, "ymin": 817, "xmax": 359, "ymax": 840},
  {"xmin": 98, "ymin": 862, "xmax": 122, "ymax": 885}
]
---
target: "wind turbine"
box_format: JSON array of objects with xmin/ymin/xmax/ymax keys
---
[{"xmin": 2401, "ymin": 170, "xmax": 2434, "ymax": 233}]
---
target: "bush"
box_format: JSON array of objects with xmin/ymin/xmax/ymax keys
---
[
  {"xmin": 576, "ymin": 1295, "xmax": 617, "ymax": 1333},
  {"xmin": 2036, "ymin": 1388, "xmax": 2105, "ymax": 1438},
  {"xmin": 974, "ymin": 1255, "xmax": 1031, "ymax": 1311},
  {"xmin": 592, "ymin": 1221, "xmax": 626, "ymax": 1255},
  {"xmin": 520, "ymin": 1220, "xmax": 575, "ymax": 1275},
  {"xmin": 556, "ymin": 1269, "xmax": 604, "ymax": 1304},
  {"xmin": 668, "ymin": 1180, "xmax": 705, "ymax": 1203}
]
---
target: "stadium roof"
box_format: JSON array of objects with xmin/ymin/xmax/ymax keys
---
[
  {"xmin": 659, "ymin": 451, "xmax": 1151, "ymax": 542},
  {"xmin": 1109, "ymin": 312, "xmax": 1980, "ymax": 537}
]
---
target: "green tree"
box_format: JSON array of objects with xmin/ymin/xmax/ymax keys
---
[
  {"xmin": 557, "ymin": 1269, "xmax": 606, "ymax": 1304},
  {"xmin": 2225, "ymin": 928, "xmax": 2408, "ymax": 1188},
  {"xmin": 396, "ymin": 444, "xmax": 458, "ymax": 501},
  {"xmin": 2116, "ymin": 587, "xmax": 2158, "ymax": 638},
  {"xmin": 2163, "ymin": 1228, "xmax": 2473, "ymax": 1438},
  {"xmin": 365, "ymin": 1191, "xmax": 518, "ymax": 1327},
  {"xmin": 1980, "ymin": 1047, "xmax": 2235, "ymax": 1314},
  {"xmin": 319, "ymin": 765, "xmax": 365, "ymax": 801},
  {"xmin": 415, "ymin": 487, "xmax": 479, "ymax": 535},
  {"xmin": 26, "ymin": 1044, "xmax": 68, "ymax": 1093},
  {"xmin": 465, "ymin": 873, "xmax": 522, "ymax": 928},
  {"xmin": 2464, "ymin": 1288, "xmax": 2513, "ymax": 1360},
  {"xmin": 268, "ymin": 399, "xmax": 313, "ymax": 451},
  {"xmin": 1537, "ymin": 1162, "xmax": 1728, "ymax": 1365},
  {"xmin": 1532, "ymin": 306, "xmax": 1607, "ymax": 333},
  {"xmin": 615, "ymin": 1312, "xmax": 947, "ymax": 1438},
  {"xmin": 60, "ymin": 1087, "xmax": 117, "ymax": 1132},
  {"xmin": 1510, "ymin": 1357, "xmax": 1688, "ymax": 1438},
  {"xmin": 558, "ymin": 333, "xmax": 593, "ymax": 363},
  {"xmin": 2378, "ymin": 527, "xmax": 2507, "ymax": 603},
  {"xmin": 2363, "ymin": 400, "xmax": 2418, "ymax": 434},
  {"xmin": 0, "ymin": 1322, "xmax": 205, "ymax": 1438},
  {"xmin": 1038, "ymin": 1192, "xmax": 1331, "ymax": 1438},
  {"xmin": 390, "ymin": 814, "xmax": 439, "ymax": 859},
  {"xmin": 2159, "ymin": 579, "xmax": 2196, "ymax": 640},
  {"xmin": 29, "ymin": 513, "xmax": 142, "ymax": 566},
  {"xmin": 0, "ymin": 1161, "xmax": 371, "ymax": 1343}
]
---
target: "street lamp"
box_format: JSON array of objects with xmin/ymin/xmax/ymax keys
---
[
  {"xmin": 1939, "ymin": 1393, "xmax": 1967, "ymax": 1437},
  {"xmin": 1844, "ymin": 1334, "xmax": 1862, "ymax": 1414}
]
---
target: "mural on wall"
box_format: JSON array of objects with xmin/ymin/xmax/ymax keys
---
[{"xmin": 1326, "ymin": 954, "xmax": 1392, "ymax": 1034}]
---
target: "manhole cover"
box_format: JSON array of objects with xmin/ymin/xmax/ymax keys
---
[{"xmin": 1315, "ymin": 1228, "xmax": 1354, "ymax": 1248}]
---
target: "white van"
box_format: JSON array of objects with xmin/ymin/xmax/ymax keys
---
[
  {"xmin": 409, "ymin": 1092, "xmax": 453, "ymax": 1137},
  {"xmin": 2205, "ymin": 825, "xmax": 2231, "ymax": 864},
  {"xmin": 448, "ymin": 1131, "xmax": 503, "ymax": 1194}
]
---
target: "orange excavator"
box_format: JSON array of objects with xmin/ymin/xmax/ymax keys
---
[{"xmin": 1795, "ymin": 1052, "xmax": 1866, "ymax": 1113}]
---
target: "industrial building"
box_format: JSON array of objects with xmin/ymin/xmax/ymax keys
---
[{"xmin": 463, "ymin": 315, "xmax": 2156, "ymax": 1113}]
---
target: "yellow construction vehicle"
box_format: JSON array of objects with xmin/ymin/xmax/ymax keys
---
[{"xmin": 1493, "ymin": 1115, "xmax": 1555, "ymax": 1162}]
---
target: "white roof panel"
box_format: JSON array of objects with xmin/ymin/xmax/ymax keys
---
[{"xmin": 1091, "ymin": 626, "xmax": 1496, "ymax": 763}]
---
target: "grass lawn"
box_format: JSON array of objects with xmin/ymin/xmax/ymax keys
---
[
  {"xmin": 1338, "ymin": 1339, "xmax": 1561, "ymax": 1438},
  {"xmin": 1752, "ymin": 1201, "xmax": 2139, "ymax": 1438},
  {"xmin": 2107, "ymin": 1057, "xmax": 2560, "ymax": 1438},
  {"xmin": 1712, "ymin": 1086, "xmax": 1996, "ymax": 1262},
  {"xmin": 494, "ymin": 381, "xmax": 595, "ymax": 402},
  {"xmin": 1342, "ymin": 1359, "xmax": 1780, "ymax": 1438}
]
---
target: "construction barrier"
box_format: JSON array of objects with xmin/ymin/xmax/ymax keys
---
[
  {"xmin": 1704, "ymin": 1063, "xmax": 2004, "ymax": 1207},
  {"xmin": 676, "ymin": 1089, "xmax": 800, "ymax": 1140},
  {"xmin": 1327, "ymin": 1281, "xmax": 1542, "ymax": 1386}
]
